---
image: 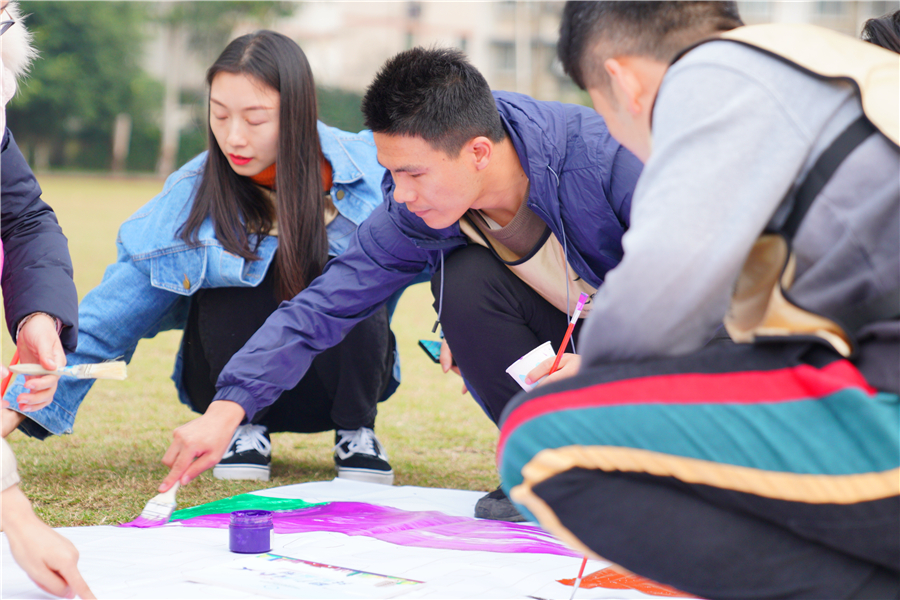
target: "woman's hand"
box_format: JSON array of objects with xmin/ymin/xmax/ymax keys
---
[
  {"xmin": 16, "ymin": 314, "xmax": 66, "ymax": 412},
  {"xmin": 526, "ymin": 353, "xmax": 582, "ymax": 388},
  {"xmin": 2, "ymin": 484, "xmax": 96, "ymax": 599},
  {"xmin": 440, "ymin": 341, "xmax": 468, "ymax": 395},
  {"xmin": 160, "ymin": 400, "xmax": 245, "ymax": 492}
]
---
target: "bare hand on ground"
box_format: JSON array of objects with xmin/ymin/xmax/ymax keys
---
[
  {"xmin": 440, "ymin": 341, "xmax": 468, "ymax": 395},
  {"xmin": 526, "ymin": 353, "xmax": 582, "ymax": 387},
  {"xmin": 15, "ymin": 314, "xmax": 66, "ymax": 412},
  {"xmin": 160, "ymin": 400, "xmax": 245, "ymax": 491},
  {"xmin": 2, "ymin": 485, "xmax": 96, "ymax": 599}
]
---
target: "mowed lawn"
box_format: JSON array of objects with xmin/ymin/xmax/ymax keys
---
[{"xmin": 2, "ymin": 173, "xmax": 499, "ymax": 527}]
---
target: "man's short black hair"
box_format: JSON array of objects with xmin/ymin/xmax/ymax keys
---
[
  {"xmin": 559, "ymin": 1, "xmax": 743, "ymax": 92},
  {"xmin": 362, "ymin": 46, "xmax": 507, "ymax": 156},
  {"xmin": 862, "ymin": 10, "xmax": 900, "ymax": 53}
]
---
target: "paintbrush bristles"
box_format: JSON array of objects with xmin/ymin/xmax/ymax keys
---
[{"xmin": 76, "ymin": 361, "xmax": 127, "ymax": 380}]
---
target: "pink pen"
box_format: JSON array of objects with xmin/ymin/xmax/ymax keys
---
[{"xmin": 549, "ymin": 292, "xmax": 590, "ymax": 375}]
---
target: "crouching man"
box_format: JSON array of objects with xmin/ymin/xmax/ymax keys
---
[{"xmin": 499, "ymin": 2, "xmax": 899, "ymax": 598}]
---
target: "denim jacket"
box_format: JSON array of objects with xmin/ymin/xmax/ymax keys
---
[{"xmin": 6, "ymin": 122, "xmax": 390, "ymax": 439}]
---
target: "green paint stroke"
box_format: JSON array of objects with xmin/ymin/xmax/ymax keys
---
[{"xmin": 172, "ymin": 493, "xmax": 326, "ymax": 521}]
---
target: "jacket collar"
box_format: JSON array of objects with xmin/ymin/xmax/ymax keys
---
[{"xmin": 317, "ymin": 121, "xmax": 364, "ymax": 185}]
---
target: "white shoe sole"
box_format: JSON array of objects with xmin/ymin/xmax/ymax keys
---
[
  {"xmin": 336, "ymin": 467, "xmax": 394, "ymax": 486},
  {"xmin": 213, "ymin": 464, "xmax": 271, "ymax": 481}
]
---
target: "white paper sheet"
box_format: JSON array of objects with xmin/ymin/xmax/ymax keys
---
[{"xmin": 1, "ymin": 480, "xmax": 684, "ymax": 599}]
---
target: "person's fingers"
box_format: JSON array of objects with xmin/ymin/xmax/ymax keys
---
[
  {"xmin": 159, "ymin": 435, "xmax": 188, "ymax": 491},
  {"xmin": 161, "ymin": 435, "xmax": 181, "ymax": 469},
  {"xmin": 525, "ymin": 356, "xmax": 555, "ymax": 385},
  {"xmin": 460, "ymin": 383, "xmax": 468, "ymax": 395},
  {"xmin": 160, "ymin": 451, "xmax": 192, "ymax": 492},
  {"xmin": 30, "ymin": 567, "xmax": 71, "ymax": 598},
  {"xmin": 57, "ymin": 563, "xmax": 95, "ymax": 599},
  {"xmin": 16, "ymin": 387, "xmax": 54, "ymax": 412},
  {"xmin": 439, "ymin": 341, "xmax": 453, "ymax": 374},
  {"xmin": 23, "ymin": 374, "xmax": 57, "ymax": 392},
  {"xmin": 541, "ymin": 369, "xmax": 569, "ymax": 386},
  {"xmin": 36, "ymin": 350, "xmax": 57, "ymax": 372},
  {"xmin": 31, "ymin": 333, "xmax": 61, "ymax": 373},
  {"xmin": 180, "ymin": 453, "xmax": 219, "ymax": 485},
  {"xmin": 536, "ymin": 354, "xmax": 582, "ymax": 386},
  {"xmin": 50, "ymin": 342, "xmax": 67, "ymax": 370},
  {"xmin": 17, "ymin": 375, "xmax": 57, "ymax": 407}
]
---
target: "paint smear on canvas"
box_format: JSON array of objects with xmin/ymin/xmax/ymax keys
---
[
  {"xmin": 120, "ymin": 515, "xmax": 169, "ymax": 528},
  {"xmin": 119, "ymin": 494, "xmax": 324, "ymax": 528},
  {"xmin": 559, "ymin": 567, "xmax": 690, "ymax": 597},
  {"xmin": 170, "ymin": 494, "xmax": 323, "ymax": 520},
  {"xmin": 178, "ymin": 501, "xmax": 579, "ymax": 557}
]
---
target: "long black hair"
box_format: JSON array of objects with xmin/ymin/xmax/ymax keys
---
[{"xmin": 179, "ymin": 30, "xmax": 327, "ymax": 301}]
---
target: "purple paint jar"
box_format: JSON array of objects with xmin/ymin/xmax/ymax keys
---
[{"xmin": 229, "ymin": 510, "xmax": 273, "ymax": 554}]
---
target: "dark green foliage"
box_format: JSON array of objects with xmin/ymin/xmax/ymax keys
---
[
  {"xmin": 7, "ymin": 2, "xmax": 159, "ymax": 169},
  {"xmin": 6, "ymin": 1, "xmax": 296, "ymax": 172},
  {"xmin": 160, "ymin": 1, "xmax": 295, "ymax": 61},
  {"xmin": 317, "ymin": 87, "xmax": 366, "ymax": 134}
]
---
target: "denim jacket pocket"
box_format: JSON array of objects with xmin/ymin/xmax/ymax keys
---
[
  {"xmin": 326, "ymin": 214, "xmax": 358, "ymax": 257},
  {"xmin": 211, "ymin": 235, "xmax": 277, "ymax": 287},
  {"xmin": 149, "ymin": 246, "xmax": 207, "ymax": 296}
]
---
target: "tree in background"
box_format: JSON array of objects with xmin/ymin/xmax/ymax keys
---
[
  {"xmin": 6, "ymin": 1, "xmax": 370, "ymax": 174},
  {"xmin": 7, "ymin": 1, "xmax": 160, "ymax": 171}
]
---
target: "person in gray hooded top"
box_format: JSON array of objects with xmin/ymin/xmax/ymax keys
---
[{"xmin": 499, "ymin": 2, "xmax": 899, "ymax": 599}]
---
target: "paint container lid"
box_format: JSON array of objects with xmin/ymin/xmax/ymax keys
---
[{"xmin": 230, "ymin": 510, "xmax": 273, "ymax": 528}]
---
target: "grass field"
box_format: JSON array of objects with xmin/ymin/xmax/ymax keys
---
[{"xmin": 3, "ymin": 174, "xmax": 499, "ymax": 527}]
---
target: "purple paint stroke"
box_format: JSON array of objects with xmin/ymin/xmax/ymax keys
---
[
  {"xmin": 120, "ymin": 515, "xmax": 169, "ymax": 528},
  {"xmin": 176, "ymin": 501, "xmax": 579, "ymax": 557}
]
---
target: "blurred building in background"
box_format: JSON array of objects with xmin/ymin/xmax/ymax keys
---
[
  {"xmin": 12, "ymin": 1, "xmax": 899, "ymax": 174},
  {"xmin": 277, "ymin": 0, "xmax": 899, "ymax": 103},
  {"xmin": 277, "ymin": 2, "xmax": 581, "ymax": 103}
]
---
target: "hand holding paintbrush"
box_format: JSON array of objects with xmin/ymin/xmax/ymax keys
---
[
  {"xmin": 524, "ymin": 292, "xmax": 590, "ymax": 387},
  {"xmin": 10, "ymin": 360, "xmax": 127, "ymax": 380},
  {"xmin": 8, "ymin": 312, "xmax": 70, "ymax": 413}
]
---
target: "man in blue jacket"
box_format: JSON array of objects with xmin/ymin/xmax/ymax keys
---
[{"xmin": 160, "ymin": 47, "xmax": 642, "ymax": 520}]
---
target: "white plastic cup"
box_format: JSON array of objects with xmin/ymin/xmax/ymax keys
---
[{"xmin": 505, "ymin": 341, "xmax": 556, "ymax": 392}]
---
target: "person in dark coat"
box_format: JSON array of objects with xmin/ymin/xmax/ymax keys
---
[
  {"xmin": 0, "ymin": 2, "xmax": 91, "ymax": 596},
  {"xmin": 0, "ymin": 1, "xmax": 77, "ymax": 436}
]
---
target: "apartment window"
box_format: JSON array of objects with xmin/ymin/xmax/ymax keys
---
[
  {"xmin": 737, "ymin": 1, "xmax": 772, "ymax": 17},
  {"xmin": 869, "ymin": 1, "xmax": 899, "ymax": 17},
  {"xmin": 814, "ymin": 1, "xmax": 846, "ymax": 16},
  {"xmin": 492, "ymin": 41, "xmax": 515, "ymax": 72}
]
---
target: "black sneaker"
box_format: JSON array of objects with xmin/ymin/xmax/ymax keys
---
[
  {"xmin": 333, "ymin": 427, "xmax": 394, "ymax": 485},
  {"xmin": 474, "ymin": 486, "xmax": 526, "ymax": 522},
  {"xmin": 213, "ymin": 424, "xmax": 272, "ymax": 481}
]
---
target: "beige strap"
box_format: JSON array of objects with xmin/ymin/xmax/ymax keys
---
[{"xmin": 721, "ymin": 24, "xmax": 899, "ymax": 147}]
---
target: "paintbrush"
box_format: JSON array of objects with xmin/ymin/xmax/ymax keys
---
[
  {"xmin": 134, "ymin": 482, "xmax": 180, "ymax": 526},
  {"xmin": 568, "ymin": 556, "xmax": 588, "ymax": 600},
  {"xmin": 10, "ymin": 360, "xmax": 127, "ymax": 380},
  {"xmin": 549, "ymin": 293, "xmax": 590, "ymax": 375}
]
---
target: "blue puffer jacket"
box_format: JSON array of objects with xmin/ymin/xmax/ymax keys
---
[{"xmin": 215, "ymin": 91, "xmax": 643, "ymax": 422}]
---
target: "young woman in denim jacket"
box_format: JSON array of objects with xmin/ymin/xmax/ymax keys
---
[{"xmin": 4, "ymin": 31, "xmax": 404, "ymax": 485}]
